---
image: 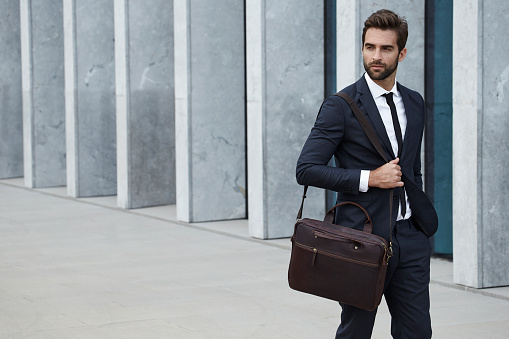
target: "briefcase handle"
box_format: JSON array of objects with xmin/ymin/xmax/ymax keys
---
[
  {"xmin": 324, "ymin": 201, "xmax": 373, "ymax": 234},
  {"xmin": 296, "ymin": 187, "xmax": 373, "ymax": 234}
]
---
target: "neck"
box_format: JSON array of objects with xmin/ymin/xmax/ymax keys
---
[{"xmin": 373, "ymin": 73, "xmax": 396, "ymax": 91}]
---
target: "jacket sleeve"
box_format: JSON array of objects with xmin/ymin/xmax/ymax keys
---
[{"xmin": 296, "ymin": 95, "xmax": 361, "ymax": 194}]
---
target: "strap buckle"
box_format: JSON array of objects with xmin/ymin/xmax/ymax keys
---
[{"xmin": 386, "ymin": 241, "xmax": 394, "ymax": 262}]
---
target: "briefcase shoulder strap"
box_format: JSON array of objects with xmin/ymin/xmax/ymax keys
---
[
  {"xmin": 296, "ymin": 185, "xmax": 308, "ymax": 221},
  {"xmin": 296, "ymin": 92, "xmax": 394, "ymax": 259},
  {"xmin": 334, "ymin": 92, "xmax": 388, "ymax": 163},
  {"xmin": 335, "ymin": 92, "xmax": 393, "ymax": 257}
]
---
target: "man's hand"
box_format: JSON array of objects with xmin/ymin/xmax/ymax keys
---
[{"xmin": 368, "ymin": 158, "xmax": 404, "ymax": 189}]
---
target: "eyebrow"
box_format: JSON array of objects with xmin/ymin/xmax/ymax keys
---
[{"xmin": 364, "ymin": 43, "xmax": 395, "ymax": 49}]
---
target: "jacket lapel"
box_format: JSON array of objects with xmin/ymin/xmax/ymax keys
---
[{"xmin": 356, "ymin": 77, "xmax": 396, "ymax": 160}]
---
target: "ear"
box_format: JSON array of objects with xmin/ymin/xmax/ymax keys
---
[{"xmin": 398, "ymin": 47, "xmax": 407, "ymax": 62}]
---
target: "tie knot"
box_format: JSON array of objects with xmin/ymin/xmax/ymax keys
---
[{"xmin": 383, "ymin": 92, "xmax": 394, "ymax": 103}]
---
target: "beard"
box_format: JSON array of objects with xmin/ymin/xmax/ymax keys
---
[{"xmin": 363, "ymin": 59, "xmax": 398, "ymax": 81}]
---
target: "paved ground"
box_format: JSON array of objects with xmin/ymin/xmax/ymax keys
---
[{"xmin": 1, "ymin": 178, "xmax": 509, "ymax": 338}]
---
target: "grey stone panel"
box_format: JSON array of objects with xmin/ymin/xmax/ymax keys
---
[
  {"xmin": 65, "ymin": 0, "xmax": 116, "ymax": 197},
  {"xmin": 116, "ymin": 0, "xmax": 175, "ymax": 209},
  {"xmin": 452, "ymin": 0, "xmax": 480, "ymax": 288},
  {"xmin": 264, "ymin": 2, "xmax": 326, "ymax": 238},
  {"xmin": 453, "ymin": 0, "xmax": 509, "ymax": 288},
  {"xmin": 247, "ymin": 1, "xmax": 325, "ymax": 239},
  {"xmin": 0, "ymin": 0, "xmax": 23, "ymax": 178},
  {"xmin": 21, "ymin": 0, "xmax": 66, "ymax": 188},
  {"xmin": 175, "ymin": 0, "xmax": 246, "ymax": 222},
  {"xmin": 480, "ymin": 0, "xmax": 509, "ymax": 287}
]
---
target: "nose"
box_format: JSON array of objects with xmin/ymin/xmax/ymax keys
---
[{"xmin": 372, "ymin": 48, "xmax": 382, "ymax": 61}]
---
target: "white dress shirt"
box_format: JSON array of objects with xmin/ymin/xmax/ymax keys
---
[{"xmin": 359, "ymin": 73, "xmax": 411, "ymax": 220}]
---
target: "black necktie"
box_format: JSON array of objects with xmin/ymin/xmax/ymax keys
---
[{"xmin": 383, "ymin": 92, "xmax": 406, "ymax": 218}]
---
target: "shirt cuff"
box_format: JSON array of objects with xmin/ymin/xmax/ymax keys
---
[{"xmin": 359, "ymin": 170, "xmax": 370, "ymax": 192}]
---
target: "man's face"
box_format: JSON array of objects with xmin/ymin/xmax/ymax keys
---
[{"xmin": 362, "ymin": 28, "xmax": 406, "ymax": 81}]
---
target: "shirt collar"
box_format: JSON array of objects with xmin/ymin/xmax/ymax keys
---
[{"xmin": 364, "ymin": 73, "xmax": 400, "ymax": 99}]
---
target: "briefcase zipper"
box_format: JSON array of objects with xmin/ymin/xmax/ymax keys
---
[
  {"xmin": 310, "ymin": 227, "xmax": 387, "ymax": 247},
  {"xmin": 314, "ymin": 231, "xmax": 369, "ymax": 247},
  {"xmin": 309, "ymin": 228, "xmax": 389, "ymax": 259},
  {"xmin": 294, "ymin": 241, "xmax": 380, "ymax": 267},
  {"xmin": 313, "ymin": 231, "xmax": 388, "ymax": 257}
]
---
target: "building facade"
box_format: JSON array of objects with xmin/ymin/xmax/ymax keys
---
[{"xmin": 0, "ymin": 0, "xmax": 507, "ymax": 288}]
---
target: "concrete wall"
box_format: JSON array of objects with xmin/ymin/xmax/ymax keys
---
[
  {"xmin": 246, "ymin": 1, "xmax": 325, "ymax": 239},
  {"xmin": 5, "ymin": 0, "xmax": 508, "ymax": 289},
  {"xmin": 64, "ymin": 0, "xmax": 117, "ymax": 198},
  {"xmin": 115, "ymin": 0, "xmax": 175, "ymax": 209},
  {"xmin": 0, "ymin": 0, "xmax": 23, "ymax": 179},
  {"xmin": 174, "ymin": 0, "xmax": 246, "ymax": 222},
  {"xmin": 20, "ymin": 0, "xmax": 66, "ymax": 188},
  {"xmin": 453, "ymin": 0, "xmax": 509, "ymax": 288},
  {"xmin": 336, "ymin": 0, "xmax": 361, "ymax": 90}
]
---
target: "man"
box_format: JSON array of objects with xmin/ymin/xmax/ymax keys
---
[{"xmin": 296, "ymin": 9, "xmax": 438, "ymax": 339}]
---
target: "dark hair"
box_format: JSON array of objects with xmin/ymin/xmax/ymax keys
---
[{"xmin": 362, "ymin": 9, "xmax": 408, "ymax": 52}]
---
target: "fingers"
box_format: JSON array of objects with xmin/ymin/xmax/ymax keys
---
[
  {"xmin": 389, "ymin": 161, "xmax": 403, "ymax": 187},
  {"xmin": 390, "ymin": 158, "xmax": 403, "ymax": 185},
  {"xmin": 388, "ymin": 158, "xmax": 401, "ymax": 174},
  {"xmin": 368, "ymin": 159, "xmax": 405, "ymax": 189},
  {"xmin": 394, "ymin": 179, "xmax": 404, "ymax": 187}
]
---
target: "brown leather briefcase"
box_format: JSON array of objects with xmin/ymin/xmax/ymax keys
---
[{"xmin": 288, "ymin": 193, "xmax": 391, "ymax": 311}]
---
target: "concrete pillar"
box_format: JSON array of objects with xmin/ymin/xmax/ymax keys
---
[
  {"xmin": 20, "ymin": 0, "xmax": 66, "ymax": 188},
  {"xmin": 246, "ymin": 1, "xmax": 325, "ymax": 239},
  {"xmin": 337, "ymin": 1, "xmax": 425, "ymax": 94},
  {"xmin": 115, "ymin": 0, "xmax": 175, "ymax": 209},
  {"xmin": 174, "ymin": 0, "xmax": 246, "ymax": 222},
  {"xmin": 336, "ymin": 0, "xmax": 361, "ymax": 91},
  {"xmin": 0, "ymin": 0, "xmax": 23, "ymax": 179},
  {"xmin": 64, "ymin": 0, "xmax": 116, "ymax": 198},
  {"xmin": 453, "ymin": 0, "xmax": 509, "ymax": 288}
]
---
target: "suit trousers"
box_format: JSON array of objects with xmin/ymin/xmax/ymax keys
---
[{"xmin": 335, "ymin": 218, "xmax": 432, "ymax": 339}]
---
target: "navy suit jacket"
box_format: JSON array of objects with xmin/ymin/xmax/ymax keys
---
[{"xmin": 296, "ymin": 75, "xmax": 437, "ymax": 240}]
